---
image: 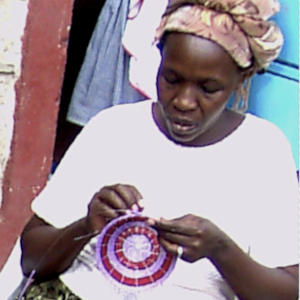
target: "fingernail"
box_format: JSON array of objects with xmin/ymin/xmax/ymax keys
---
[
  {"xmin": 146, "ymin": 218, "xmax": 156, "ymax": 226},
  {"xmin": 138, "ymin": 199, "xmax": 145, "ymax": 208},
  {"xmin": 131, "ymin": 204, "xmax": 139, "ymax": 212}
]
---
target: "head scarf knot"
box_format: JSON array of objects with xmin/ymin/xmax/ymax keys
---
[{"xmin": 155, "ymin": 0, "xmax": 284, "ymax": 70}]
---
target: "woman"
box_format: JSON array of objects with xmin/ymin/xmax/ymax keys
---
[{"xmin": 19, "ymin": 1, "xmax": 298, "ymax": 299}]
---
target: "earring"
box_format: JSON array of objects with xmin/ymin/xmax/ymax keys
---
[{"xmin": 233, "ymin": 77, "xmax": 251, "ymax": 112}]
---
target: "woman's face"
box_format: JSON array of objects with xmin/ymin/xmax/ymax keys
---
[{"xmin": 156, "ymin": 33, "xmax": 243, "ymax": 145}]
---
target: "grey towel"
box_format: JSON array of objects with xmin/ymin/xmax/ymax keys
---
[{"xmin": 67, "ymin": 0, "xmax": 146, "ymax": 126}]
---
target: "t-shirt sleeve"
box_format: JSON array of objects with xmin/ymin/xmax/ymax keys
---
[
  {"xmin": 246, "ymin": 120, "xmax": 299, "ymax": 268},
  {"xmin": 32, "ymin": 113, "xmax": 109, "ymax": 228}
]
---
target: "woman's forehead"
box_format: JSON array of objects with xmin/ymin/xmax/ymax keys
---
[
  {"xmin": 163, "ymin": 33, "xmax": 232, "ymax": 59},
  {"xmin": 161, "ymin": 33, "xmax": 241, "ymax": 79}
]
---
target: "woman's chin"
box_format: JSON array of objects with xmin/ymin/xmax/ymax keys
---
[
  {"xmin": 167, "ymin": 127, "xmax": 201, "ymax": 145},
  {"xmin": 164, "ymin": 120, "xmax": 200, "ymax": 143}
]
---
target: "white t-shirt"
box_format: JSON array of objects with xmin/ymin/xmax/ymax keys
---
[{"xmin": 32, "ymin": 100, "xmax": 299, "ymax": 300}]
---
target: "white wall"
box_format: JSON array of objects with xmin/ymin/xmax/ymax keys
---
[
  {"xmin": 0, "ymin": 0, "xmax": 28, "ymax": 207},
  {"xmin": 0, "ymin": 2, "xmax": 28, "ymax": 299}
]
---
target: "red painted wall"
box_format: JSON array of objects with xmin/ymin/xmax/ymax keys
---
[{"xmin": 0, "ymin": 0, "xmax": 74, "ymax": 271}]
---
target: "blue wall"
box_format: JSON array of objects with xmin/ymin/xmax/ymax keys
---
[{"xmin": 247, "ymin": 0, "xmax": 299, "ymax": 168}]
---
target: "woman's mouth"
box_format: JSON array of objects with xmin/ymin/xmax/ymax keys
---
[
  {"xmin": 168, "ymin": 118, "xmax": 199, "ymax": 135},
  {"xmin": 156, "ymin": 103, "xmax": 201, "ymax": 142},
  {"xmin": 172, "ymin": 121, "xmax": 197, "ymax": 132}
]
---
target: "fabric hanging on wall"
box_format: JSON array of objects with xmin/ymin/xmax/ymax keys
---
[
  {"xmin": 67, "ymin": 0, "xmax": 146, "ymax": 126},
  {"xmin": 122, "ymin": 0, "xmax": 168, "ymax": 100}
]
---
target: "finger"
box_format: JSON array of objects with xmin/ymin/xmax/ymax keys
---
[
  {"xmin": 90, "ymin": 199, "xmax": 120, "ymax": 219},
  {"xmin": 159, "ymin": 238, "xmax": 184, "ymax": 258},
  {"xmin": 97, "ymin": 188, "xmax": 128, "ymax": 210},
  {"xmin": 137, "ymin": 198, "xmax": 145, "ymax": 210},
  {"xmin": 129, "ymin": 185, "xmax": 143, "ymax": 201},
  {"xmin": 113, "ymin": 184, "xmax": 143, "ymax": 211},
  {"xmin": 99, "ymin": 204, "xmax": 119, "ymax": 219},
  {"xmin": 151, "ymin": 218, "xmax": 198, "ymax": 236},
  {"xmin": 158, "ymin": 230, "xmax": 192, "ymax": 247},
  {"xmin": 131, "ymin": 186, "xmax": 145, "ymax": 211}
]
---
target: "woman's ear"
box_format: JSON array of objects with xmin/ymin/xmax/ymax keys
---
[
  {"xmin": 240, "ymin": 66, "xmax": 256, "ymax": 82},
  {"xmin": 233, "ymin": 67, "xmax": 253, "ymax": 112},
  {"xmin": 235, "ymin": 66, "xmax": 254, "ymax": 91}
]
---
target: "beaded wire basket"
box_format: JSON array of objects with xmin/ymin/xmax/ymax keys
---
[{"xmin": 96, "ymin": 213, "xmax": 177, "ymax": 294}]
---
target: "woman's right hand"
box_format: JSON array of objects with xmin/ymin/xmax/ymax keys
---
[{"xmin": 86, "ymin": 184, "xmax": 143, "ymax": 234}]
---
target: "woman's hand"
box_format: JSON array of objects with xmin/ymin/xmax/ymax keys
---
[
  {"xmin": 149, "ymin": 214, "xmax": 229, "ymax": 263},
  {"xmin": 87, "ymin": 184, "xmax": 143, "ymax": 233}
]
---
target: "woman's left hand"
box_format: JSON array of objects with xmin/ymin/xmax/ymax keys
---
[{"xmin": 148, "ymin": 214, "xmax": 228, "ymax": 263}]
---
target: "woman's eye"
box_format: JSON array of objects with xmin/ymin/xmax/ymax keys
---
[
  {"xmin": 163, "ymin": 73, "xmax": 180, "ymax": 85},
  {"xmin": 202, "ymin": 87, "xmax": 218, "ymax": 93},
  {"xmin": 201, "ymin": 84, "xmax": 223, "ymax": 94}
]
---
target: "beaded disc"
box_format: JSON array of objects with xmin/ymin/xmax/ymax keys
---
[{"xmin": 96, "ymin": 213, "xmax": 176, "ymax": 291}]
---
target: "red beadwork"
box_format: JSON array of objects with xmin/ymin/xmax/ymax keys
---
[{"xmin": 96, "ymin": 214, "xmax": 177, "ymax": 290}]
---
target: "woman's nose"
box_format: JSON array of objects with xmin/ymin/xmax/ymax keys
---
[{"xmin": 173, "ymin": 85, "xmax": 198, "ymax": 111}]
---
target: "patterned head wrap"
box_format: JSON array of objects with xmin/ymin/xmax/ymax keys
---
[{"xmin": 155, "ymin": 0, "xmax": 284, "ymax": 71}]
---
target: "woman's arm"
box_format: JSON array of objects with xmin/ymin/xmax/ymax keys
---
[
  {"xmin": 21, "ymin": 214, "xmax": 94, "ymax": 280},
  {"xmin": 210, "ymin": 233, "xmax": 298, "ymax": 300},
  {"xmin": 21, "ymin": 184, "xmax": 143, "ymax": 280},
  {"xmin": 150, "ymin": 215, "xmax": 298, "ymax": 300}
]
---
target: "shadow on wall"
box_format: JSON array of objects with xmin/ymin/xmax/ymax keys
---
[{"xmin": 53, "ymin": 0, "xmax": 106, "ymax": 166}]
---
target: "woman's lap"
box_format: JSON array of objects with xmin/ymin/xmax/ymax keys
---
[{"xmin": 17, "ymin": 278, "xmax": 82, "ymax": 300}]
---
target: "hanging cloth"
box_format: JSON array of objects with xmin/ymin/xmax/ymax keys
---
[
  {"xmin": 67, "ymin": 0, "xmax": 146, "ymax": 126},
  {"xmin": 122, "ymin": 0, "xmax": 168, "ymax": 99}
]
